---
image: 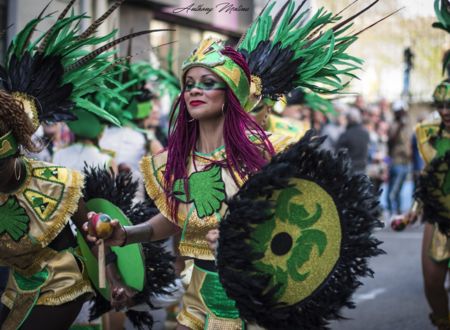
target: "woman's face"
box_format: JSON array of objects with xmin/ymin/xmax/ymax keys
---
[
  {"xmin": 438, "ymin": 104, "xmax": 450, "ymax": 129},
  {"xmin": 184, "ymin": 67, "xmax": 226, "ymax": 121}
]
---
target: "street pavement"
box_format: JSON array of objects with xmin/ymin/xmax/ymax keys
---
[
  {"xmin": 331, "ymin": 225, "xmax": 433, "ymax": 330},
  {"xmin": 332, "ymin": 180, "xmax": 435, "ymax": 330}
]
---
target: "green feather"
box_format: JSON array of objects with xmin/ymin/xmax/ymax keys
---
[{"xmin": 0, "ymin": 197, "xmax": 30, "ymax": 242}]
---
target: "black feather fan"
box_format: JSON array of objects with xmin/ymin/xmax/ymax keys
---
[{"xmin": 217, "ymin": 130, "xmax": 384, "ymax": 329}]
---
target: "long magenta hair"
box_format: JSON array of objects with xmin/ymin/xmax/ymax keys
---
[{"xmin": 164, "ymin": 47, "xmax": 275, "ymax": 221}]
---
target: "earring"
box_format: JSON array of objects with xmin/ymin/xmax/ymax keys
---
[
  {"xmin": 14, "ymin": 158, "xmax": 21, "ymax": 181},
  {"xmin": 188, "ymin": 118, "xmax": 195, "ymax": 123},
  {"xmin": 221, "ymin": 104, "xmax": 225, "ymax": 115}
]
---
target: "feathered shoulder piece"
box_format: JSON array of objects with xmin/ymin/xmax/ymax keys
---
[
  {"xmin": 237, "ymin": 0, "xmax": 393, "ymax": 110},
  {"xmin": 0, "ymin": 0, "xmax": 170, "ymax": 132}
]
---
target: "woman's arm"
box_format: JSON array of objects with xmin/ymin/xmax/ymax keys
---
[
  {"xmin": 85, "ymin": 212, "xmax": 180, "ymax": 247},
  {"xmin": 72, "ymin": 199, "xmax": 137, "ymax": 308}
]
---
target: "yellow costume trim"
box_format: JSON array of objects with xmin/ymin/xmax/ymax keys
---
[
  {"xmin": 1, "ymin": 289, "xmax": 14, "ymax": 309},
  {"xmin": 178, "ymin": 307, "xmax": 204, "ymax": 330},
  {"xmin": 35, "ymin": 169, "xmax": 84, "ymax": 246},
  {"xmin": 179, "ymin": 243, "xmax": 216, "ymax": 260},
  {"xmin": 140, "ymin": 155, "xmax": 185, "ymax": 224},
  {"xmin": 0, "ymin": 140, "xmax": 12, "ymax": 156},
  {"xmin": 268, "ymin": 132, "xmax": 296, "ymax": 154},
  {"xmin": 12, "ymin": 92, "xmax": 40, "ymax": 130},
  {"xmin": 37, "ymin": 280, "xmax": 92, "ymax": 305},
  {"xmin": 415, "ymin": 121, "xmax": 440, "ymax": 165},
  {"xmin": 250, "ymin": 75, "xmax": 262, "ymax": 97}
]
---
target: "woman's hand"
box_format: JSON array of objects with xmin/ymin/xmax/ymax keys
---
[
  {"xmin": 106, "ymin": 264, "xmax": 137, "ymax": 310},
  {"xmin": 83, "ymin": 212, "xmax": 126, "ymax": 247},
  {"xmin": 390, "ymin": 211, "xmax": 418, "ymax": 231},
  {"xmin": 110, "ymin": 283, "xmax": 137, "ymax": 311},
  {"xmin": 206, "ymin": 229, "xmax": 219, "ymax": 252}
]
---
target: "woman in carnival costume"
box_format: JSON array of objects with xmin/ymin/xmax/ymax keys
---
[
  {"xmin": 0, "ymin": 0, "xmax": 169, "ymax": 328},
  {"xmin": 413, "ymin": 79, "xmax": 450, "ymax": 330},
  {"xmin": 394, "ymin": 2, "xmax": 450, "ymax": 328},
  {"xmin": 399, "ymin": 79, "xmax": 450, "ymax": 330},
  {"xmin": 87, "ymin": 1, "xmax": 389, "ymax": 329}
]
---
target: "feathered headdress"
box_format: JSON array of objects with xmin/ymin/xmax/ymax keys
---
[
  {"xmin": 0, "ymin": 0, "xmax": 170, "ymax": 157},
  {"xmin": 181, "ymin": 0, "xmax": 394, "ymax": 113}
]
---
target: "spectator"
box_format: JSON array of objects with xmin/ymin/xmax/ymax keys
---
[
  {"xmin": 386, "ymin": 100, "xmax": 412, "ymax": 215},
  {"xmin": 365, "ymin": 110, "xmax": 387, "ymax": 194},
  {"xmin": 320, "ymin": 102, "xmax": 347, "ymax": 151},
  {"xmin": 336, "ymin": 107, "xmax": 370, "ymax": 174}
]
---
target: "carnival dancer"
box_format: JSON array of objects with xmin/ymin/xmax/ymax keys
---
[
  {"xmin": 392, "ymin": 2, "xmax": 450, "ymax": 328},
  {"xmin": 0, "ymin": 0, "xmax": 170, "ymax": 328},
  {"xmin": 87, "ymin": 0, "xmax": 390, "ymax": 329},
  {"xmin": 397, "ymin": 80, "xmax": 450, "ymax": 330}
]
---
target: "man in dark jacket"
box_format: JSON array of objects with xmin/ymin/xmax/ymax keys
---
[{"xmin": 336, "ymin": 107, "xmax": 370, "ymax": 174}]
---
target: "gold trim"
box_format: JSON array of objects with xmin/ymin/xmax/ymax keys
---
[
  {"xmin": 177, "ymin": 307, "xmax": 204, "ymax": 330},
  {"xmin": 12, "ymin": 92, "xmax": 40, "ymax": 130},
  {"xmin": 250, "ymin": 75, "xmax": 262, "ymax": 97},
  {"xmin": 416, "ymin": 123, "xmax": 431, "ymax": 165},
  {"xmin": 179, "ymin": 243, "xmax": 215, "ymax": 260},
  {"xmin": 1, "ymin": 291, "xmax": 14, "ymax": 309},
  {"xmin": 37, "ymin": 280, "xmax": 92, "ymax": 305},
  {"xmin": 35, "ymin": 170, "xmax": 84, "ymax": 247},
  {"xmin": 140, "ymin": 156, "xmax": 185, "ymax": 224},
  {"xmin": 0, "ymin": 139, "xmax": 12, "ymax": 155}
]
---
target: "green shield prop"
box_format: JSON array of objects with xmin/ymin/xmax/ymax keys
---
[
  {"xmin": 217, "ymin": 130, "xmax": 384, "ymax": 329},
  {"xmin": 77, "ymin": 198, "xmax": 145, "ymax": 300}
]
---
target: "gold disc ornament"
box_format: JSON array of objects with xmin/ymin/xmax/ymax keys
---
[{"xmin": 217, "ymin": 130, "xmax": 384, "ymax": 329}]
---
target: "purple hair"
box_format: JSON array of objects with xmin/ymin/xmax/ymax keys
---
[{"xmin": 164, "ymin": 47, "xmax": 274, "ymax": 222}]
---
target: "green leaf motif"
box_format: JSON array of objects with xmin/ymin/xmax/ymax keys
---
[
  {"xmin": 0, "ymin": 197, "xmax": 30, "ymax": 241},
  {"xmin": 288, "ymin": 229, "xmax": 327, "ymax": 282},
  {"xmin": 173, "ymin": 165, "xmax": 226, "ymax": 218},
  {"xmin": 41, "ymin": 168, "xmax": 58, "ymax": 180},
  {"xmin": 290, "ymin": 203, "xmax": 322, "ymax": 229},
  {"xmin": 251, "ymin": 184, "xmax": 328, "ymax": 300},
  {"xmin": 434, "ymin": 137, "xmax": 450, "ymax": 158}
]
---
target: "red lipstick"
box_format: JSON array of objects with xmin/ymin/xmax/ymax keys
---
[{"xmin": 190, "ymin": 100, "xmax": 206, "ymax": 107}]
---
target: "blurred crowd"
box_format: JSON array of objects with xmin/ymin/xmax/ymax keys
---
[{"xmin": 282, "ymin": 93, "xmax": 432, "ymax": 222}]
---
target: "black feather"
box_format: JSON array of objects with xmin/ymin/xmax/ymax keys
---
[
  {"xmin": 66, "ymin": 29, "xmax": 175, "ymax": 72},
  {"xmin": 217, "ymin": 130, "xmax": 384, "ymax": 330},
  {"xmin": 83, "ymin": 165, "xmax": 177, "ymax": 329},
  {"xmin": 415, "ymin": 150, "xmax": 450, "ymax": 234}
]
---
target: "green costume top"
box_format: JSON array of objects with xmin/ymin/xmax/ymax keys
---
[
  {"xmin": 0, "ymin": 158, "xmax": 83, "ymax": 276},
  {"xmin": 140, "ymin": 134, "xmax": 294, "ymax": 260}
]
